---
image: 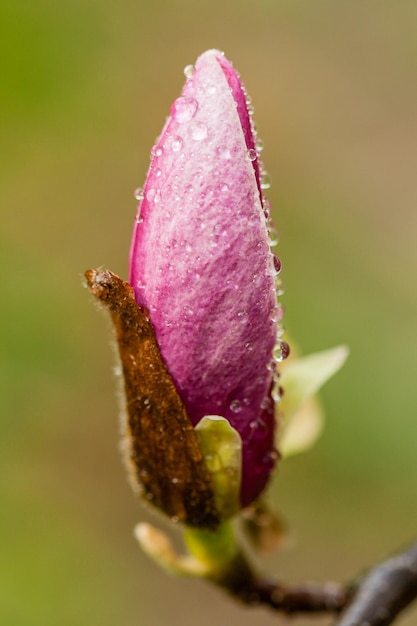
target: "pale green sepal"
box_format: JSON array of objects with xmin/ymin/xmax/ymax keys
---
[
  {"xmin": 134, "ymin": 523, "xmax": 210, "ymax": 577},
  {"xmin": 279, "ymin": 395, "xmax": 324, "ymax": 458},
  {"xmin": 184, "ymin": 522, "xmax": 238, "ymax": 574},
  {"xmin": 135, "ymin": 522, "xmax": 238, "ymax": 579},
  {"xmin": 195, "ymin": 416, "xmax": 242, "ymax": 520},
  {"xmin": 277, "ymin": 345, "xmax": 349, "ymax": 457}
]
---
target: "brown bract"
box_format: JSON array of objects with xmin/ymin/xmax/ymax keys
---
[{"xmin": 85, "ymin": 268, "xmax": 220, "ymax": 529}]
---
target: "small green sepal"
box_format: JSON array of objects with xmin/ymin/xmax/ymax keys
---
[
  {"xmin": 277, "ymin": 345, "xmax": 349, "ymax": 457},
  {"xmin": 195, "ymin": 416, "xmax": 242, "ymax": 520}
]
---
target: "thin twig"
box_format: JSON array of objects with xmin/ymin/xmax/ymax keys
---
[
  {"xmin": 214, "ymin": 542, "xmax": 417, "ymax": 624},
  {"xmin": 335, "ymin": 541, "xmax": 417, "ymax": 626},
  {"xmin": 214, "ymin": 551, "xmax": 350, "ymax": 615}
]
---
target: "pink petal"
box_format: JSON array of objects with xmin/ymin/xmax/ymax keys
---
[{"xmin": 129, "ymin": 50, "xmax": 278, "ymax": 507}]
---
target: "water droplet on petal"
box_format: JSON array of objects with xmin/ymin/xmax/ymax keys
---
[
  {"xmin": 189, "ymin": 121, "xmax": 207, "ymax": 141},
  {"xmin": 260, "ymin": 396, "xmax": 273, "ymax": 412},
  {"xmin": 272, "ymin": 340, "xmax": 290, "ymax": 363},
  {"xmin": 146, "ymin": 188, "xmax": 161, "ymax": 204},
  {"xmin": 269, "ymin": 225, "xmax": 280, "ymax": 246},
  {"xmin": 216, "ymin": 145, "xmax": 231, "ymax": 160},
  {"xmin": 273, "ymin": 256, "xmax": 282, "ymax": 275},
  {"xmin": 248, "ymin": 148, "xmax": 257, "ymax": 161},
  {"xmin": 252, "ymin": 272, "xmax": 263, "ymax": 286},
  {"xmin": 256, "ymin": 138, "xmax": 264, "ymax": 153},
  {"xmin": 150, "ymin": 144, "xmax": 163, "ymax": 158},
  {"xmin": 171, "ymin": 96, "xmax": 198, "ymax": 124},
  {"xmin": 167, "ymin": 135, "xmax": 183, "ymax": 153},
  {"xmin": 237, "ymin": 310, "xmax": 248, "ymax": 323},
  {"xmin": 266, "ymin": 359, "xmax": 276, "ymax": 372},
  {"xmin": 270, "ymin": 304, "xmax": 285, "ymax": 323},
  {"xmin": 182, "ymin": 305, "xmax": 194, "ymax": 318},
  {"xmin": 217, "ymin": 182, "xmax": 229, "ymax": 193},
  {"xmin": 183, "ymin": 64, "xmax": 194, "ymax": 78},
  {"xmin": 206, "ymin": 85, "xmax": 217, "ymax": 95},
  {"xmin": 262, "ymin": 449, "xmax": 279, "ymax": 466},
  {"xmin": 261, "ymin": 171, "xmax": 271, "ymax": 190},
  {"xmin": 256, "ymin": 240, "xmax": 268, "ymax": 254},
  {"xmin": 276, "ymin": 279, "xmax": 285, "ymax": 297},
  {"xmin": 134, "ymin": 187, "xmax": 144, "ymax": 201},
  {"xmin": 272, "ymin": 385, "xmax": 281, "ymax": 403},
  {"xmin": 229, "ymin": 399, "xmax": 242, "ymax": 413},
  {"xmin": 263, "ymin": 197, "xmax": 271, "ymax": 218}
]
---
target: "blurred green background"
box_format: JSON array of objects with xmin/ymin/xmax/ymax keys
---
[{"xmin": 2, "ymin": 1, "xmax": 416, "ymax": 624}]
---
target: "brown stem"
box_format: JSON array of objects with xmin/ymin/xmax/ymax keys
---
[
  {"xmin": 213, "ymin": 551, "xmax": 350, "ymax": 615},
  {"xmin": 335, "ymin": 541, "xmax": 417, "ymax": 626},
  {"xmin": 213, "ymin": 542, "xmax": 417, "ymax": 624}
]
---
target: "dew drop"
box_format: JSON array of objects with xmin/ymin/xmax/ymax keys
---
[
  {"xmin": 182, "ymin": 305, "xmax": 194, "ymax": 317},
  {"xmin": 150, "ymin": 144, "xmax": 163, "ymax": 158},
  {"xmin": 146, "ymin": 188, "xmax": 161, "ymax": 204},
  {"xmin": 216, "ymin": 145, "xmax": 231, "ymax": 160},
  {"xmin": 171, "ymin": 96, "xmax": 198, "ymax": 124},
  {"xmin": 245, "ymin": 341, "xmax": 253, "ymax": 351},
  {"xmin": 154, "ymin": 167, "xmax": 162, "ymax": 178},
  {"xmin": 134, "ymin": 187, "xmax": 144, "ymax": 201},
  {"xmin": 248, "ymin": 148, "xmax": 257, "ymax": 161},
  {"xmin": 269, "ymin": 226, "xmax": 280, "ymax": 247},
  {"xmin": 260, "ymin": 396, "xmax": 273, "ymax": 412},
  {"xmin": 256, "ymin": 240, "xmax": 268, "ymax": 254},
  {"xmin": 266, "ymin": 359, "xmax": 276, "ymax": 372},
  {"xmin": 170, "ymin": 135, "xmax": 183, "ymax": 152},
  {"xmin": 263, "ymin": 449, "xmax": 279, "ymax": 466},
  {"xmin": 189, "ymin": 121, "xmax": 207, "ymax": 141},
  {"xmin": 237, "ymin": 310, "xmax": 248, "ymax": 323},
  {"xmin": 247, "ymin": 104, "xmax": 255, "ymax": 116},
  {"xmin": 135, "ymin": 214, "xmax": 143, "ymax": 224},
  {"xmin": 273, "ymin": 256, "xmax": 282, "ymax": 275},
  {"xmin": 252, "ymin": 272, "xmax": 263, "ymax": 287},
  {"xmin": 229, "ymin": 399, "xmax": 242, "ymax": 413},
  {"xmin": 217, "ymin": 182, "xmax": 229, "ymax": 193},
  {"xmin": 261, "ymin": 171, "xmax": 271, "ymax": 190},
  {"xmin": 270, "ymin": 304, "xmax": 285, "ymax": 323},
  {"xmin": 271, "ymin": 385, "xmax": 281, "ymax": 403},
  {"xmin": 263, "ymin": 197, "xmax": 271, "ymax": 218},
  {"xmin": 183, "ymin": 64, "xmax": 194, "ymax": 78},
  {"xmin": 276, "ymin": 279, "xmax": 285, "ymax": 297},
  {"xmin": 206, "ymin": 85, "xmax": 217, "ymax": 95},
  {"xmin": 256, "ymin": 138, "xmax": 264, "ymax": 153},
  {"xmin": 276, "ymin": 325, "xmax": 286, "ymax": 338},
  {"xmin": 272, "ymin": 340, "xmax": 290, "ymax": 363}
]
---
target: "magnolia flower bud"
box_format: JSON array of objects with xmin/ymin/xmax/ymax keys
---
[{"xmin": 130, "ymin": 49, "xmax": 285, "ymax": 508}]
